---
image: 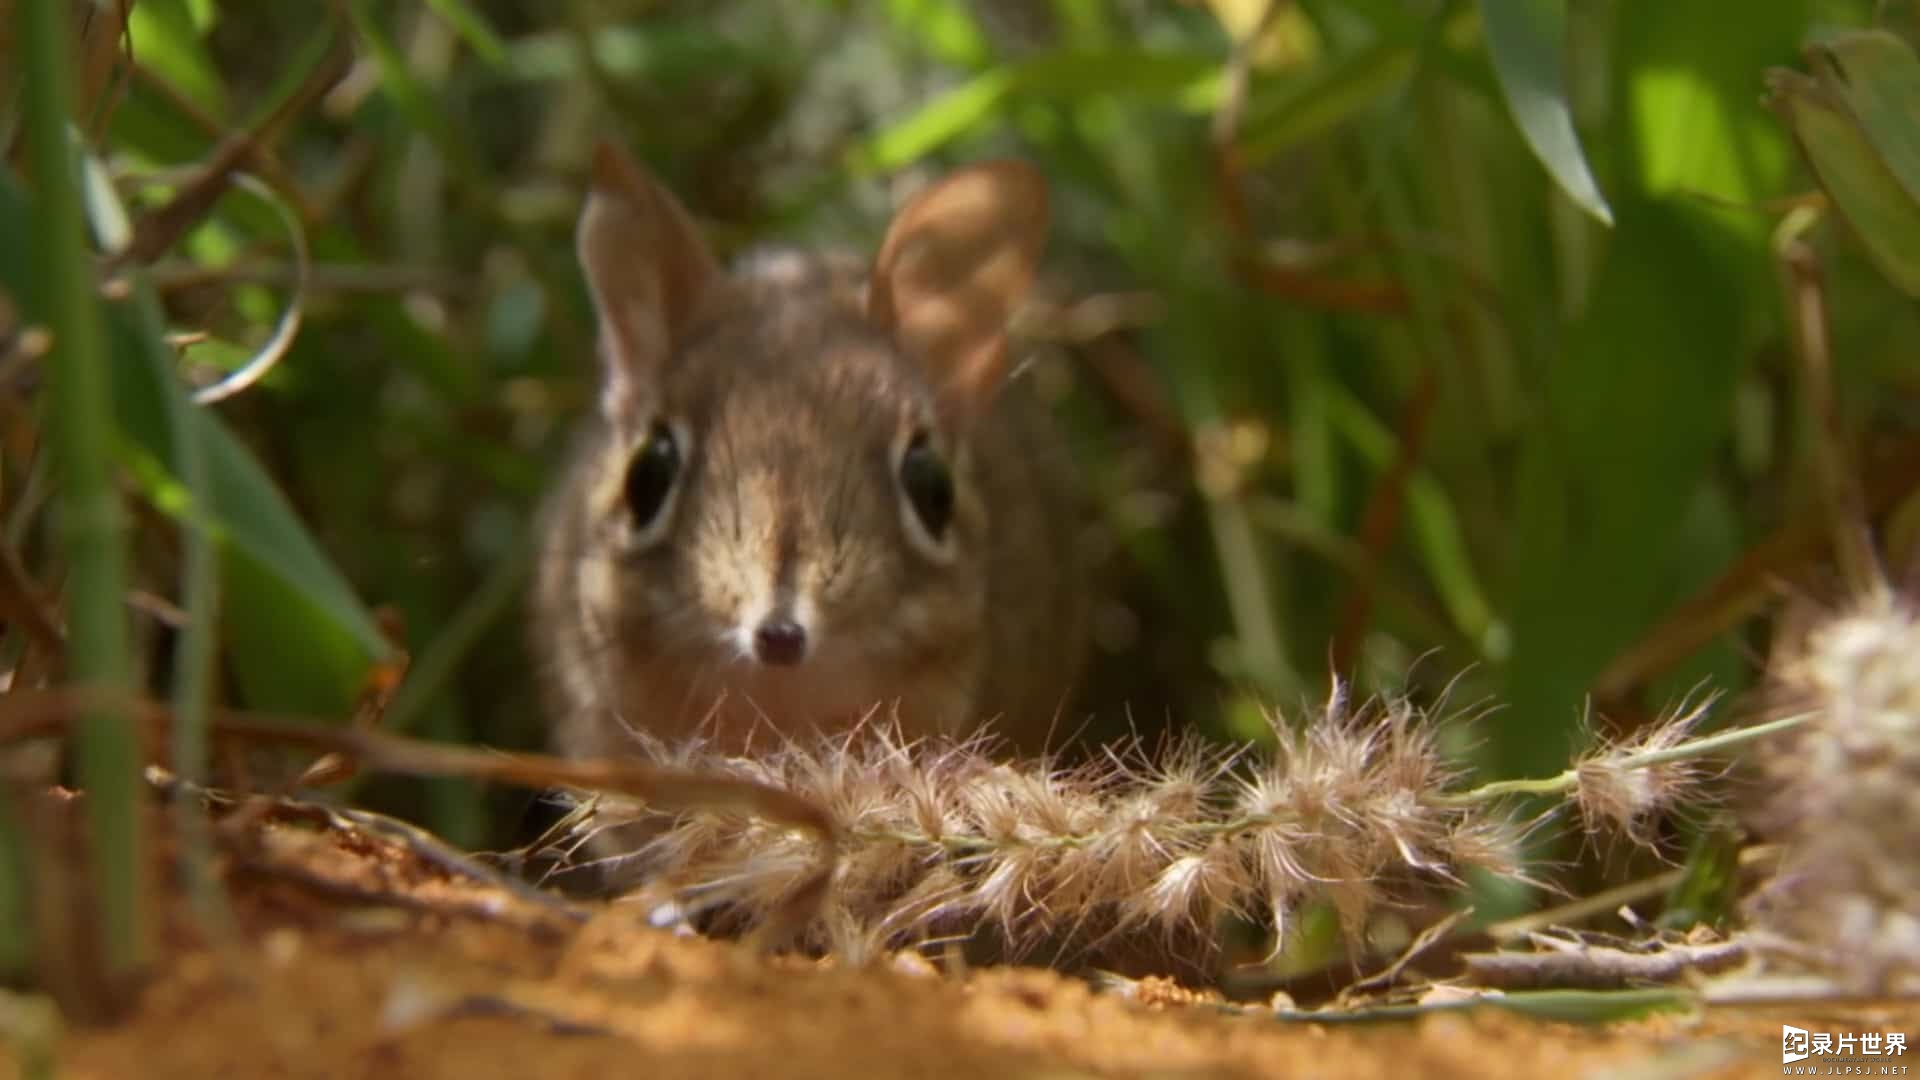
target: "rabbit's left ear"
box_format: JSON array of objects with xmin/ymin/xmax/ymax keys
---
[{"xmin": 867, "ymin": 160, "xmax": 1049, "ymax": 428}]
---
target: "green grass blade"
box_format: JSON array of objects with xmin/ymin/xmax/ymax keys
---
[
  {"xmin": 105, "ymin": 323, "xmax": 395, "ymax": 713},
  {"xmin": 16, "ymin": 0, "xmax": 149, "ymax": 985},
  {"xmin": 422, "ymin": 0, "xmax": 508, "ymax": 66},
  {"xmin": 1478, "ymin": 0, "xmax": 1612, "ymax": 225},
  {"xmin": 1241, "ymin": 40, "xmax": 1416, "ymax": 162},
  {"xmin": 1325, "ymin": 385, "xmax": 1497, "ymax": 651},
  {"xmin": 345, "ymin": 0, "xmax": 487, "ymax": 186}
]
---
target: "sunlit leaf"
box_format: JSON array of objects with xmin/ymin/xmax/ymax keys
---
[
  {"xmin": 126, "ymin": 0, "xmax": 227, "ymax": 118},
  {"xmin": 853, "ymin": 49, "xmax": 1221, "ymax": 172},
  {"xmin": 1205, "ymin": 0, "xmax": 1323, "ymax": 70},
  {"xmin": 881, "ymin": 0, "xmax": 991, "ymax": 68},
  {"xmin": 1478, "ymin": 0, "xmax": 1612, "ymax": 225},
  {"xmin": 1616, "ymin": 0, "xmax": 1804, "ymax": 231}
]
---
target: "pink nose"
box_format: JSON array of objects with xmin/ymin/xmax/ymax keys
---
[{"xmin": 753, "ymin": 617, "xmax": 807, "ymax": 666}]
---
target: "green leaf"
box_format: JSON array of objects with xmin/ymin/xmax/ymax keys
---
[
  {"xmin": 1802, "ymin": 31, "xmax": 1920, "ymax": 209},
  {"xmin": 345, "ymin": 0, "xmax": 487, "ymax": 185},
  {"xmin": 1768, "ymin": 31, "xmax": 1920, "ymax": 298},
  {"xmin": 1771, "ymin": 66, "xmax": 1920, "ymax": 297},
  {"xmin": 0, "ymin": 171, "xmax": 392, "ymax": 718},
  {"xmin": 1240, "ymin": 40, "xmax": 1417, "ymax": 162},
  {"xmin": 1500, "ymin": 199, "xmax": 1746, "ymax": 777},
  {"xmin": 126, "ymin": 0, "xmax": 228, "ymax": 119},
  {"xmin": 1478, "ymin": 0, "xmax": 1612, "ymax": 225},
  {"xmin": 1615, "ymin": 0, "xmax": 1804, "ymax": 228},
  {"xmin": 1326, "ymin": 386, "xmax": 1496, "ymax": 650},
  {"xmin": 1658, "ymin": 818, "xmax": 1744, "ymax": 931},
  {"xmin": 881, "ymin": 0, "xmax": 992, "ymax": 69},
  {"xmin": 856, "ymin": 69, "xmax": 1017, "ymax": 173},
  {"xmin": 853, "ymin": 49, "xmax": 1222, "ymax": 172}
]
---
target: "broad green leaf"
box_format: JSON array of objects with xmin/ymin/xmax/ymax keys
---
[
  {"xmin": 0, "ymin": 171, "xmax": 391, "ymax": 717},
  {"xmin": 1771, "ymin": 67, "xmax": 1920, "ymax": 297},
  {"xmin": 1478, "ymin": 0, "xmax": 1612, "ymax": 225},
  {"xmin": 108, "ymin": 296, "xmax": 393, "ymax": 714},
  {"xmin": 1805, "ymin": 30, "xmax": 1920, "ymax": 211},
  {"xmin": 1499, "ymin": 199, "xmax": 1745, "ymax": 777}
]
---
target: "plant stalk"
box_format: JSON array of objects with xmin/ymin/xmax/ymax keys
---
[{"xmin": 19, "ymin": 0, "xmax": 149, "ymax": 991}]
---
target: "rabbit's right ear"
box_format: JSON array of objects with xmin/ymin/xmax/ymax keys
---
[{"xmin": 577, "ymin": 142, "xmax": 723, "ymax": 425}]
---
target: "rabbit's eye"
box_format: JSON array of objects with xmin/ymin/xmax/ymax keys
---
[
  {"xmin": 902, "ymin": 424, "xmax": 956, "ymax": 549},
  {"xmin": 623, "ymin": 420, "xmax": 683, "ymax": 539}
]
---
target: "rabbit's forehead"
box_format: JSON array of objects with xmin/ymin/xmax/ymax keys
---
[{"xmin": 674, "ymin": 323, "xmax": 931, "ymax": 435}]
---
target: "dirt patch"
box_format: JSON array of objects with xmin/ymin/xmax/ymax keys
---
[{"xmin": 5, "ymin": 796, "xmax": 1913, "ymax": 1080}]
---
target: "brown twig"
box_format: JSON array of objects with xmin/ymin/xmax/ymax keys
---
[
  {"xmin": 1228, "ymin": 250, "xmax": 1413, "ymax": 316},
  {"xmin": 1592, "ymin": 435, "xmax": 1920, "ymax": 702},
  {"xmin": 0, "ymin": 687, "xmax": 841, "ymax": 948},
  {"xmin": 1462, "ymin": 935, "xmax": 1748, "ymax": 990},
  {"xmin": 1777, "ymin": 210, "xmax": 1884, "ymax": 597}
]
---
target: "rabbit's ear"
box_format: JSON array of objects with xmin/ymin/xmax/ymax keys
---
[
  {"xmin": 867, "ymin": 160, "xmax": 1049, "ymax": 428},
  {"xmin": 576, "ymin": 141, "xmax": 724, "ymax": 426}
]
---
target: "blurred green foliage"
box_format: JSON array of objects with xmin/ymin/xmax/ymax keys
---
[{"xmin": 6, "ymin": 0, "xmax": 1920, "ymax": 864}]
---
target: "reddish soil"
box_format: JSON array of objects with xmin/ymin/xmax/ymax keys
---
[{"xmin": 4, "ymin": 797, "xmax": 1914, "ymax": 1080}]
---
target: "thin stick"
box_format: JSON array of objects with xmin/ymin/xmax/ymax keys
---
[{"xmin": 1776, "ymin": 205, "xmax": 1885, "ymax": 598}]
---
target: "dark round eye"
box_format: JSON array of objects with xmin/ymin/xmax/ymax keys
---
[
  {"xmin": 899, "ymin": 431, "xmax": 954, "ymax": 541},
  {"xmin": 623, "ymin": 421, "xmax": 681, "ymax": 530}
]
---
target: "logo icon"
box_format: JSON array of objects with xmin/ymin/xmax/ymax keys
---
[{"xmin": 1784, "ymin": 1025, "xmax": 1811, "ymax": 1065}]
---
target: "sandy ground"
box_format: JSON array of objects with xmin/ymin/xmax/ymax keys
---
[{"xmin": 4, "ymin": 795, "xmax": 1915, "ymax": 1080}]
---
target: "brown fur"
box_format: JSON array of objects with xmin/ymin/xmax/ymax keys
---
[{"xmin": 531, "ymin": 146, "xmax": 1090, "ymax": 766}]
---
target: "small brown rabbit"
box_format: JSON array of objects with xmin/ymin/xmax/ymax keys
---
[{"xmin": 531, "ymin": 143, "xmax": 1090, "ymax": 765}]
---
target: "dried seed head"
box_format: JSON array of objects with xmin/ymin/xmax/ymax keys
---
[
  {"xmin": 554, "ymin": 684, "xmax": 1532, "ymax": 967},
  {"xmin": 1572, "ymin": 696, "xmax": 1718, "ymax": 845},
  {"xmin": 1746, "ymin": 590, "xmax": 1920, "ymax": 991}
]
